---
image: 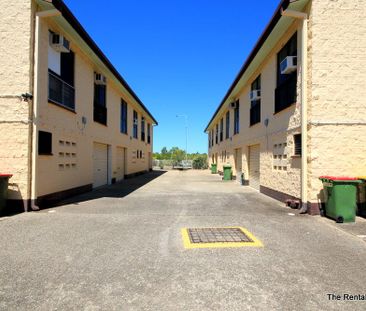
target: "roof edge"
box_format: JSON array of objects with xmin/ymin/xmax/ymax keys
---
[
  {"xmin": 51, "ymin": 0, "xmax": 158, "ymax": 125},
  {"xmin": 204, "ymin": 0, "xmax": 290, "ymax": 132}
]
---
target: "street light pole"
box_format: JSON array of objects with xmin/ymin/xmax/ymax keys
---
[{"xmin": 176, "ymin": 114, "xmax": 188, "ymax": 161}]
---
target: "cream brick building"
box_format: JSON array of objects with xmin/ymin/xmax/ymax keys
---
[
  {"xmin": 0, "ymin": 0, "xmax": 158, "ymax": 213},
  {"xmin": 205, "ymin": 0, "xmax": 366, "ymax": 214}
]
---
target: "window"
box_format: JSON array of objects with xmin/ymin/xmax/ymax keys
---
[
  {"xmin": 120, "ymin": 99, "xmax": 128, "ymax": 134},
  {"xmin": 141, "ymin": 117, "xmax": 145, "ymax": 141},
  {"xmin": 211, "ymin": 129, "xmax": 214, "ymax": 146},
  {"xmin": 38, "ymin": 131, "xmax": 53, "ymax": 155},
  {"xmin": 275, "ymin": 33, "xmax": 297, "ymax": 113},
  {"xmin": 48, "ymin": 51, "xmax": 75, "ymax": 110},
  {"xmin": 234, "ymin": 100, "xmax": 240, "ymax": 135},
  {"xmin": 133, "ymin": 110, "xmax": 138, "ymax": 139},
  {"xmin": 94, "ymin": 83, "xmax": 107, "ymax": 125},
  {"xmin": 294, "ymin": 134, "xmax": 302, "ymax": 156},
  {"xmin": 147, "ymin": 123, "xmax": 151, "ymax": 144},
  {"xmin": 220, "ymin": 118, "xmax": 223, "ymax": 142},
  {"xmin": 215, "ymin": 124, "xmax": 218, "ymax": 144},
  {"xmin": 225, "ymin": 111, "xmax": 230, "ymax": 139},
  {"xmin": 137, "ymin": 150, "xmax": 139, "ymax": 159},
  {"xmin": 208, "ymin": 132, "xmax": 211, "ymax": 148},
  {"xmin": 250, "ymin": 75, "xmax": 261, "ymax": 126}
]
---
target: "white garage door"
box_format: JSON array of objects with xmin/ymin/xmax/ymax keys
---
[
  {"xmin": 249, "ymin": 144, "xmax": 260, "ymax": 191},
  {"xmin": 116, "ymin": 147, "xmax": 125, "ymax": 182},
  {"xmin": 93, "ymin": 142, "xmax": 108, "ymax": 188}
]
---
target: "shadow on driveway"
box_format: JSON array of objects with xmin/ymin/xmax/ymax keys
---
[{"xmin": 46, "ymin": 170, "xmax": 167, "ymax": 209}]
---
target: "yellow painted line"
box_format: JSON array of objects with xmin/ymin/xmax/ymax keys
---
[{"xmin": 181, "ymin": 227, "xmax": 263, "ymax": 249}]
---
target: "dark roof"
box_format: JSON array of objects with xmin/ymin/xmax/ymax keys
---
[
  {"xmin": 51, "ymin": 0, "xmax": 158, "ymax": 125},
  {"xmin": 204, "ymin": 0, "xmax": 290, "ymax": 132}
]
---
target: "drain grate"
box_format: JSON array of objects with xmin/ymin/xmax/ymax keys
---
[
  {"xmin": 181, "ymin": 227, "xmax": 263, "ymax": 249},
  {"xmin": 188, "ymin": 227, "xmax": 253, "ymax": 243}
]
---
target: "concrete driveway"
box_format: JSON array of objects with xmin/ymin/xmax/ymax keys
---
[{"xmin": 0, "ymin": 170, "xmax": 365, "ymax": 311}]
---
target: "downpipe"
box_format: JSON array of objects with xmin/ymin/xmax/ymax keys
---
[
  {"xmin": 281, "ymin": 8, "xmax": 309, "ymax": 213},
  {"xmin": 30, "ymin": 8, "xmax": 61, "ymax": 211}
]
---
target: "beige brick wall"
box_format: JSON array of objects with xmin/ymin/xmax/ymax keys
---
[
  {"xmin": 0, "ymin": 0, "xmax": 33, "ymax": 201},
  {"xmin": 308, "ymin": 0, "xmax": 366, "ymax": 202}
]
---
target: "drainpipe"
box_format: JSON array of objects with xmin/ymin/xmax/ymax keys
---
[
  {"xmin": 30, "ymin": 8, "xmax": 61, "ymax": 211},
  {"xmin": 281, "ymin": 8, "xmax": 309, "ymax": 213}
]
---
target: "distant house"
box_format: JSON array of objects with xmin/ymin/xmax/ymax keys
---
[
  {"xmin": 0, "ymin": 0, "xmax": 158, "ymax": 212},
  {"xmin": 205, "ymin": 0, "xmax": 366, "ymax": 214}
]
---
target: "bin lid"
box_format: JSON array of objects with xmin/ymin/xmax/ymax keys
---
[
  {"xmin": 319, "ymin": 175, "xmax": 360, "ymax": 181},
  {"xmin": 0, "ymin": 174, "xmax": 12, "ymax": 178},
  {"xmin": 223, "ymin": 164, "xmax": 232, "ymax": 168}
]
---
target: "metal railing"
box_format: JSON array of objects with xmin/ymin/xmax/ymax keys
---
[{"xmin": 48, "ymin": 71, "xmax": 75, "ymax": 110}]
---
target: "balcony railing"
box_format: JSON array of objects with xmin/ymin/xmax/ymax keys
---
[
  {"xmin": 275, "ymin": 73, "xmax": 297, "ymax": 113},
  {"xmin": 48, "ymin": 71, "xmax": 75, "ymax": 110}
]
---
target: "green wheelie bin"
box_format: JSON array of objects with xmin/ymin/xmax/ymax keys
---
[
  {"xmin": 211, "ymin": 163, "xmax": 217, "ymax": 174},
  {"xmin": 319, "ymin": 176, "xmax": 361, "ymax": 223},
  {"xmin": 0, "ymin": 174, "xmax": 12, "ymax": 216},
  {"xmin": 223, "ymin": 164, "xmax": 232, "ymax": 181},
  {"xmin": 356, "ymin": 176, "xmax": 366, "ymax": 217}
]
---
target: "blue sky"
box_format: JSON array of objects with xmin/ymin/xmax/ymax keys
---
[{"xmin": 63, "ymin": 0, "xmax": 279, "ymax": 153}]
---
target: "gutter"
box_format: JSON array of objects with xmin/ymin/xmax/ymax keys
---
[
  {"xmin": 50, "ymin": 0, "xmax": 158, "ymax": 125},
  {"xmin": 204, "ymin": 0, "xmax": 291, "ymax": 132},
  {"xmin": 281, "ymin": 8, "xmax": 308, "ymax": 213}
]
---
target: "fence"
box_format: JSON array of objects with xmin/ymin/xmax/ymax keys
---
[{"xmin": 153, "ymin": 159, "xmax": 193, "ymax": 170}]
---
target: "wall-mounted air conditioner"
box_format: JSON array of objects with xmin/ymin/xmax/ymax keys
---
[
  {"xmin": 230, "ymin": 101, "xmax": 238, "ymax": 109},
  {"xmin": 249, "ymin": 90, "xmax": 261, "ymax": 101},
  {"xmin": 94, "ymin": 73, "xmax": 107, "ymax": 85},
  {"xmin": 280, "ymin": 56, "xmax": 297, "ymax": 74},
  {"xmin": 50, "ymin": 33, "xmax": 70, "ymax": 53}
]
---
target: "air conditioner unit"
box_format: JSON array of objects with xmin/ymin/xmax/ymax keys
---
[
  {"xmin": 280, "ymin": 56, "xmax": 297, "ymax": 74},
  {"xmin": 94, "ymin": 73, "xmax": 107, "ymax": 85},
  {"xmin": 249, "ymin": 90, "xmax": 261, "ymax": 101},
  {"xmin": 230, "ymin": 101, "xmax": 238, "ymax": 109},
  {"xmin": 50, "ymin": 33, "xmax": 70, "ymax": 53}
]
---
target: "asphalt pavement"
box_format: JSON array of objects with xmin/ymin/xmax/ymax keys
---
[{"xmin": 0, "ymin": 170, "xmax": 365, "ymax": 311}]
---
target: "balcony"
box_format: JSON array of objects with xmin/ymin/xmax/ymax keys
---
[
  {"xmin": 48, "ymin": 71, "xmax": 75, "ymax": 110},
  {"xmin": 274, "ymin": 73, "xmax": 297, "ymax": 113}
]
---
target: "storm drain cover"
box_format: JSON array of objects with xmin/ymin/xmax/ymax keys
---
[
  {"xmin": 188, "ymin": 227, "xmax": 252, "ymax": 243},
  {"xmin": 181, "ymin": 227, "xmax": 263, "ymax": 249}
]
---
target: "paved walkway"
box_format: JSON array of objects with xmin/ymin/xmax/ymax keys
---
[{"xmin": 0, "ymin": 170, "xmax": 365, "ymax": 310}]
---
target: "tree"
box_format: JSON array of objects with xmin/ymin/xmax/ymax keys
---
[{"xmin": 192, "ymin": 154, "xmax": 208, "ymax": 169}]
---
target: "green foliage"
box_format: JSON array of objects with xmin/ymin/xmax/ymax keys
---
[
  {"xmin": 192, "ymin": 154, "xmax": 208, "ymax": 169},
  {"xmin": 153, "ymin": 147, "xmax": 208, "ymax": 169}
]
